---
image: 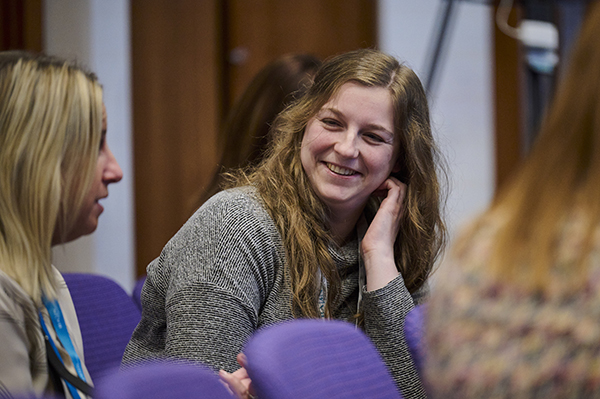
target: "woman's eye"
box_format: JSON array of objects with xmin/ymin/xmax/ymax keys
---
[
  {"xmin": 322, "ymin": 118, "xmax": 341, "ymax": 128},
  {"xmin": 364, "ymin": 133, "xmax": 385, "ymax": 143}
]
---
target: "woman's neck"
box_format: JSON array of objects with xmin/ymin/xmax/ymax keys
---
[{"xmin": 328, "ymin": 207, "xmax": 363, "ymax": 246}]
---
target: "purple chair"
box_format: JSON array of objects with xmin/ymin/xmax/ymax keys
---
[
  {"xmin": 63, "ymin": 273, "xmax": 142, "ymax": 383},
  {"xmin": 95, "ymin": 362, "xmax": 234, "ymax": 399},
  {"xmin": 404, "ymin": 304, "xmax": 426, "ymax": 375},
  {"xmin": 244, "ymin": 319, "xmax": 403, "ymax": 399},
  {"xmin": 132, "ymin": 275, "xmax": 146, "ymax": 312}
]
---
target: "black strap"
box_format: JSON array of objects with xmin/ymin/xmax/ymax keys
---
[
  {"xmin": 45, "ymin": 337, "xmax": 95, "ymax": 397},
  {"xmin": 46, "ymin": 339, "xmax": 66, "ymax": 398}
]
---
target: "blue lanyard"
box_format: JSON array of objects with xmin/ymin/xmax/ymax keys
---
[{"xmin": 40, "ymin": 297, "xmax": 87, "ymax": 399}]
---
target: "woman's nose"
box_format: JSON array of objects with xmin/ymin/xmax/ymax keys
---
[
  {"xmin": 334, "ymin": 130, "xmax": 359, "ymax": 158},
  {"xmin": 104, "ymin": 145, "xmax": 123, "ymax": 184}
]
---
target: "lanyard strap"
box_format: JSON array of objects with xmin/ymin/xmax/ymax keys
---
[
  {"xmin": 317, "ymin": 271, "xmax": 327, "ymax": 319},
  {"xmin": 42, "ymin": 297, "xmax": 87, "ymax": 381},
  {"xmin": 40, "ymin": 297, "xmax": 88, "ymax": 398},
  {"xmin": 43, "ymin": 330, "xmax": 95, "ymax": 397},
  {"xmin": 356, "ymin": 214, "xmax": 368, "ymax": 326}
]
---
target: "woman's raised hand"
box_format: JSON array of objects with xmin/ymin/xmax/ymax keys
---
[{"xmin": 361, "ymin": 177, "xmax": 406, "ymax": 291}]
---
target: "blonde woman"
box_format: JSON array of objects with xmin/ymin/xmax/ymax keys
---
[
  {"xmin": 425, "ymin": 3, "xmax": 600, "ymax": 398},
  {"xmin": 124, "ymin": 49, "xmax": 446, "ymax": 399},
  {"xmin": 0, "ymin": 51, "xmax": 122, "ymax": 398}
]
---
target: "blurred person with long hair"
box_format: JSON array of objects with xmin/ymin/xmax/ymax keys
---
[{"xmin": 425, "ymin": 3, "xmax": 600, "ymax": 398}]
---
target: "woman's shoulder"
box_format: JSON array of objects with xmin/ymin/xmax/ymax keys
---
[
  {"xmin": 196, "ymin": 186, "xmax": 266, "ymax": 217},
  {"xmin": 167, "ymin": 185, "xmax": 281, "ymax": 253},
  {"xmin": 0, "ymin": 269, "xmax": 37, "ymax": 325},
  {"xmin": 0, "ymin": 270, "xmax": 32, "ymax": 305},
  {"xmin": 190, "ymin": 186, "xmax": 273, "ymax": 229},
  {"xmin": 153, "ymin": 186, "xmax": 285, "ymax": 296},
  {"xmin": 204, "ymin": 185, "xmax": 259, "ymax": 203}
]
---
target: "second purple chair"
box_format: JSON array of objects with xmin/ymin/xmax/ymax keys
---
[
  {"xmin": 244, "ymin": 319, "xmax": 403, "ymax": 399},
  {"xmin": 63, "ymin": 273, "xmax": 141, "ymax": 383}
]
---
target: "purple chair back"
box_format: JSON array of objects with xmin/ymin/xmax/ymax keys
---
[
  {"xmin": 404, "ymin": 304, "xmax": 426, "ymax": 375},
  {"xmin": 95, "ymin": 362, "xmax": 234, "ymax": 399},
  {"xmin": 244, "ymin": 319, "xmax": 403, "ymax": 399},
  {"xmin": 63, "ymin": 273, "xmax": 142, "ymax": 382}
]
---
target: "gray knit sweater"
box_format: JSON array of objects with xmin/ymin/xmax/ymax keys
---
[{"xmin": 122, "ymin": 186, "xmax": 427, "ymax": 399}]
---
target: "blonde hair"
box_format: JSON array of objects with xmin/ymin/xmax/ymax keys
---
[
  {"xmin": 232, "ymin": 49, "xmax": 447, "ymax": 318},
  {"xmin": 0, "ymin": 51, "xmax": 103, "ymax": 305},
  {"xmin": 459, "ymin": 3, "xmax": 600, "ymax": 290}
]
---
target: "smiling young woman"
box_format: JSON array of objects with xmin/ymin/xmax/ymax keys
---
[{"xmin": 123, "ymin": 48, "xmax": 447, "ymax": 399}]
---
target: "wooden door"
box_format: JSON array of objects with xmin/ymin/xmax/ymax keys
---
[{"xmin": 224, "ymin": 0, "xmax": 377, "ymax": 106}]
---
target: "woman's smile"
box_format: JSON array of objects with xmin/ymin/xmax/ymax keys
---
[{"xmin": 325, "ymin": 162, "xmax": 359, "ymax": 176}]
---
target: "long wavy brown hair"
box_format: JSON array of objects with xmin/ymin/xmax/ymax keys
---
[{"xmin": 231, "ymin": 48, "xmax": 447, "ymax": 318}]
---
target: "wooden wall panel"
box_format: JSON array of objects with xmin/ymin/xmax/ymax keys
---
[
  {"xmin": 131, "ymin": 0, "xmax": 222, "ymax": 276},
  {"xmin": 0, "ymin": 0, "xmax": 42, "ymax": 51},
  {"xmin": 225, "ymin": 0, "xmax": 376, "ymax": 106}
]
